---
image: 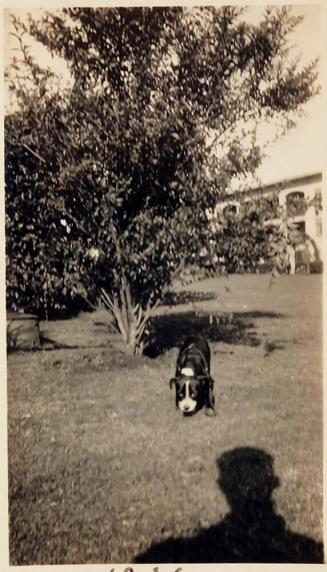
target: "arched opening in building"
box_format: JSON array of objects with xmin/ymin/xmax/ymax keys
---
[
  {"xmin": 223, "ymin": 204, "xmax": 238, "ymax": 218},
  {"xmin": 286, "ymin": 191, "xmax": 306, "ymax": 217}
]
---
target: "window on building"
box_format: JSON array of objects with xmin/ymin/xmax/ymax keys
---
[
  {"xmin": 223, "ymin": 204, "xmax": 238, "ymax": 217},
  {"xmin": 259, "ymin": 193, "xmax": 280, "ymax": 220},
  {"xmin": 286, "ymin": 191, "xmax": 306, "ymax": 216}
]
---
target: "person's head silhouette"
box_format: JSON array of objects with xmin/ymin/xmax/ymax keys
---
[{"xmin": 217, "ymin": 447, "xmax": 280, "ymax": 516}]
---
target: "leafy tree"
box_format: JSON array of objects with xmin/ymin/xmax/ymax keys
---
[
  {"xmin": 5, "ymin": 6, "xmax": 319, "ymax": 353},
  {"xmin": 212, "ymin": 206, "xmax": 274, "ymax": 274}
]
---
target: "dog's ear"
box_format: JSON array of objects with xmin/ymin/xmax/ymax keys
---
[{"xmin": 170, "ymin": 377, "xmax": 177, "ymax": 389}]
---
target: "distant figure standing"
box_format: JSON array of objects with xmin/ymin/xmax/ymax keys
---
[
  {"xmin": 296, "ymin": 241, "xmax": 311, "ymax": 274},
  {"xmin": 303, "ymin": 240, "xmax": 311, "ymax": 274},
  {"xmin": 287, "ymin": 244, "xmax": 296, "ymax": 275}
]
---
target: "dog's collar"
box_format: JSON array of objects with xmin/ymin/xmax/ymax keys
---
[{"xmin": 181, "ymin": 367, "xmax": 194, "ymax": 376}]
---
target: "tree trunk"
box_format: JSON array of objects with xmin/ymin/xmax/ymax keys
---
[
  {"xmin": 100, "ymin": 283, "xmax": 157, "ymax": 356},
  {"xmin": 124, "ymin": 323, "xmax": 140, "ymax": 356}
]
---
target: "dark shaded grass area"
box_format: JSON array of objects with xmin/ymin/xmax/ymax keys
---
[
  {"xmin": 7, "ymin": 274, "xmax": 324, "ymax": 565},
  {"xmin": 144, "ymin": 310, "xmax": 284, "ymax": 357},
  {"xmin": 162, "ymin": 290, "xmax": 218, "ymax": 306}
]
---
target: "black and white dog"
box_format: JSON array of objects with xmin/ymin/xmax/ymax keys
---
[{"xmin": 170, "ymin": 336, "xmax": 216, "ymax": 416}]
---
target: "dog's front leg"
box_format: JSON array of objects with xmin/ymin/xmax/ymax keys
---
[{"xmin": 205, "ymin": 377, "xmax": 216, "ymax": 416}]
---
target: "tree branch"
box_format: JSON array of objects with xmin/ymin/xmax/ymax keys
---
[{"xmin": 5, "ymin": 137, "xmax": 46, "ymax": 164}]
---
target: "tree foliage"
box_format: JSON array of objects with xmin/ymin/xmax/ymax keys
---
[
  {"xmin": 211, "ymin": 205, "xmax": 273, "ymax": 274},
  {"xmin": 5, "ymin": 6, "xmax": 319, "ymax": 353}
]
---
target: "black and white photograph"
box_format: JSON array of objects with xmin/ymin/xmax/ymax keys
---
[{"xmin": 2, "ymin": 0, "xmax": 325, "ymax": 568}]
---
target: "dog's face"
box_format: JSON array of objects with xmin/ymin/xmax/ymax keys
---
[{"xmin": 170, "ymin": 376, "xmax": 207, "ymax": 414}]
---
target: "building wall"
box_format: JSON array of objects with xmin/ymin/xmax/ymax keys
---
[
  {"xmin": 216, "ymin": 172, "xmax": 323, "ymax": 268},
  {"xmin": 277, "ymin": 176, "xmax": 323, "ymax": 262}
]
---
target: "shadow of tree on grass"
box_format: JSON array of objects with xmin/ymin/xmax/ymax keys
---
[
  {"xmin": 144, "ymin": 310, "xmax": 284, "ymax": 357},
  {"xmin": 37, "ymin": 334, "xmax": 108, "ymax": 352},
  {"xmin": 135, "ymin": 447, "xmax": 324, "ymax": 564},
  {"xmin": 162, "ymin": 290, "xmax": 218, "ymax": 306}
]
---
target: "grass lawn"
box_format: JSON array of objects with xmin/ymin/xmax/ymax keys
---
[{"xmin": 7, "ymin": 274, "xmax": 324, "ymax": 564}]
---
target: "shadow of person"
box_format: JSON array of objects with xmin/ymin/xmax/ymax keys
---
[{"xmin": 135, "ymin": 447, "xmax": 323, "ymax": 564}]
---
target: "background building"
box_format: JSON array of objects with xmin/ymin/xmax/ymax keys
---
[{"xmin": 216, "ymin": 172, "xmax": 323, "ymax": 273}]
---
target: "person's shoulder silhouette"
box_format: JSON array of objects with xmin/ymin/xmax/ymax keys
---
[{"xmin": 136, "ymin": 448, "xmax": 323, "ymax": 564}]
